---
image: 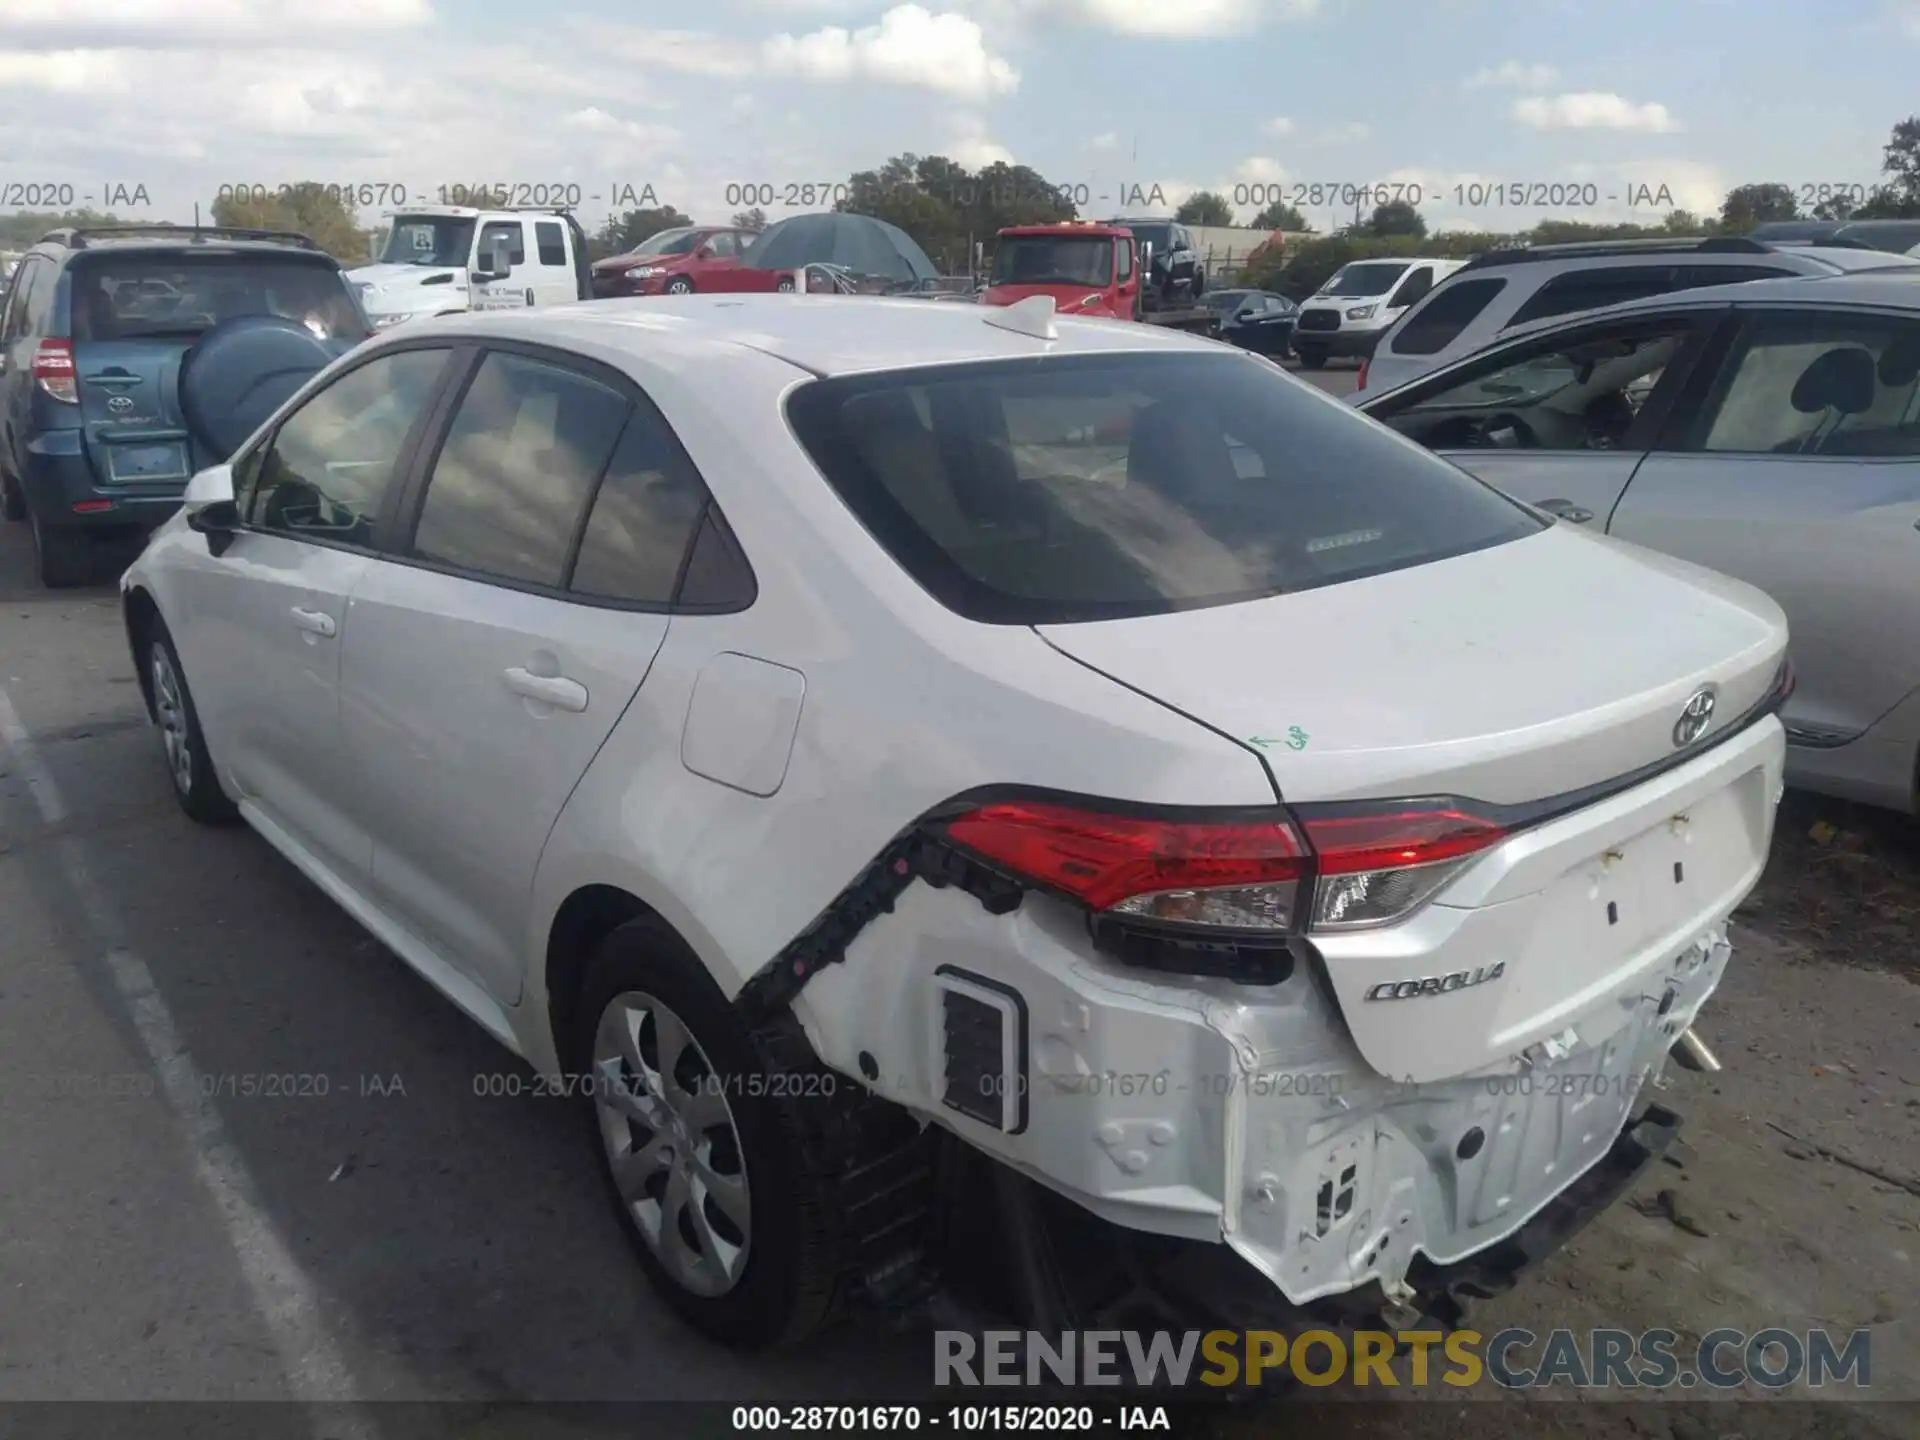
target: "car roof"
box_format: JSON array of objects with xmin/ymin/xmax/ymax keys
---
[
  {"xmin": 1497, "ymin": 268, "xmax": 1920, "ymax": 342},
  {"xmin": 35, "ymin": 238, "xmax": 339, "ymax": 264},
  {"xmin": 404, "ymin": 293, "xmax": 1224, "ymax": 377}
]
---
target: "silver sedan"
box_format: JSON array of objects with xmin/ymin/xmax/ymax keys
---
[{"xmin": 1358, "ymin": 270, "xmax": 1920, "ymax": 814}]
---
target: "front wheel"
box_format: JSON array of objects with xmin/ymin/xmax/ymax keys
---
[
  {"xmin": 576, "ymin": 918, "xmax": 840, "ymax": 1349},
  {"xmin": 665, "ymin": 276, "xmax": 695, "ymax": 295},
  {"xmin": 145, "ymin": 620, "xmax": 240, "ymax": 825},
  {"xmin": 1297, "ymin": 346, "xmax": 1329, "ymax": 370}
]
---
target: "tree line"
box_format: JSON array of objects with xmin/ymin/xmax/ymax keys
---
[{"xmin": 5, "ymin": 115, "xmax": 1914, "ymax": 290}]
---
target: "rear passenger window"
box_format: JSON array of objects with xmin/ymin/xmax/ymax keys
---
[
  {"xmin": 1677, "ymin": 265, "xmax": 1795, "ymax": 288},
  {"xmin": 1506, "ymin": 266, "xmax": 1679, "ymax": 327},
  {"xmin": 412, "ymin": 352, "xmax": 630, "ymax": 587},
  {"xmin": 1388, "ymin": 277, "xmax": 1508, "ymax": 355},
  {"xmin": 568, "ymin": 405, "xmax": 710, "ymax": 604},
  {"xmin": 535, "ymin": 222, "xmax": 566, "ymax": 267},
  {"xmin": 1387, "ymin": 266, "xmax": 1435, "ymax": 309}
]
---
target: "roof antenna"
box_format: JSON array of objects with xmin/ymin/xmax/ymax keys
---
[{"xmin": 982, "ymin": 294, "xmax": 1058, "ymax": 341}]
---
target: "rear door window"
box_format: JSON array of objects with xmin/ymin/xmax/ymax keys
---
[
  {"xmin": 784, "ymin": 352, "xmax": 1542, "ymax": 624},
  {"xmin": 411, "ymin": 351, "xmax": 631, "ymax": 587},
  {"xmin": 1505, "ymin": 266, "xmax": 1680, "ymax": 327},
  {"xmin": 1388, "ymin": 277, "xmax": 1508, "ymax": 355},
  {"xmin": 534, "ymin": 222, "xmax": 566, "ymax": 267}
]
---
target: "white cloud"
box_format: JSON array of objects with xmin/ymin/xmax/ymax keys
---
[
  {"xmin": 1514, "ymin": 91, "xmax": 1681, "ymax": 132},
  {"xmin": 0, "ymin": 0, "xmax": 430, "ymax": 45},
  {"xmin": 1262, "ymin": 116, "xmax": 1295, "ymax": 136},
  {"xmin": 764, "ymin": 6, "xmax": 1017, "ymax": 97},
  {"xmin": 1089, "ymin": 131, "xmax": 1117, "ymax": 149},
  {"xmin": 563, "ymin": 107, "xmax": 683, "ymax": 150},
  {"xmin": 1309, "ymin": 120, "xmax": 1368, "ymax": 143},
  {"xmin": 1900, "ymin": 0, "xmax": 1920, "ymax": 35},
  {"xmin": 1466, "ymin": 60, "xmax": 1559, "ymax": 89},
  {"xmin": 1035, "ymin": 0, "xmax": 1319, "ymax": 37},
  {"xmin": 1237, "ymin": 156, "xmax": 1288, "ymax": 183},
  {"xmin": 948, "ymin": 114, "xmax": 1014, "ymax": 169},
  {"xmin": 591, "ymin": 27, "xmax": 758, "ymax": 79},
  {"xmin": 0, "ymin": 48, "xmax": 132, "ymax": 91}
]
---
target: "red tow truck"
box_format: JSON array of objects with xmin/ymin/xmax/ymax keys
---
[{"xmin": 978, "ymin": 221, "xmax": 1216, "ymax": 331}]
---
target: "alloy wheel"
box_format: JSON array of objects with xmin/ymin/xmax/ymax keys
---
[
  {"xmin": 592, "ymin": 991, "xmax": 752, "ymax": 1297},
  {"xmin": 151, "ymin": 645, "xmax": 193, "ymax": 796}
]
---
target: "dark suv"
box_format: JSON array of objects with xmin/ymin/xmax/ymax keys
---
[
  {"xmin": 1109, "ymin": 218, "xmax": 1206, "ymax": 308},
  {"xmin": 0, "ymin": 226, "xmax": 369, "ymax": 586}
]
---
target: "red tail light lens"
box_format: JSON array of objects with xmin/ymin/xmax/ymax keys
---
[
  {"xmin": 1295, "ymin": 805, "xmax": 1507, "ymax": 930},
  {"xmin": 33, "ymin": 338, "xmax": 78, "ymax": 404},
  {"xmin": 943, "ymin": 801, "xmax": 1307, "ymax": 930},
  {"xmin": 1355, "ymin": 356, "xmax": 1370, "ymax": 390}
]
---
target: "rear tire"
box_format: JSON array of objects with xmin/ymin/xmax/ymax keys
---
[
  {"xmin": 144, "ymin": 618, "xmax": 241, "ymax": 825},
  {"xmin": 575, "ymin": 918, "xmax": 840, "ymax": 1350},
  {"xmin": 31, "ymin": 514, "xmax": 90, "ymax": 588},
  {"xmin": 1298, "ymin": 346, "xmax": 1329, "ymax": 370}
]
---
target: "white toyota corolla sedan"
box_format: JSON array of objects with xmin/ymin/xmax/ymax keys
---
[{"xmin": 121, "ymin": 294, "xmax": 1790, "ymax": 1350}]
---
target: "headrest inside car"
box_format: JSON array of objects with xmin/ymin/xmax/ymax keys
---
[{"xmin": 1789, "ymin": 346, "xmax": 1877, "ymax": 415}]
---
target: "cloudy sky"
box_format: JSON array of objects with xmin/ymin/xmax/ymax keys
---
[{"xmin": 1, "ymin": 0, "xmax": 1917, "ymax": 236}]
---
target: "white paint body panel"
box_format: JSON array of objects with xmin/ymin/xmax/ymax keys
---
[{"xmin": 120, "ymin": 295, "xmax": 1789, "ymax": 1311}]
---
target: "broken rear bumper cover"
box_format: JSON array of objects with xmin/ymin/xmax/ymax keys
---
[{"xmin": 789, "ymin": 865, "xmax": 1733, "ymax": 1313}]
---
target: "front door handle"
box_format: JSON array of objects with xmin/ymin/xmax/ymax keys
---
[
  {"xmin": 290, "ymin": 606, "xmax": 336, "ymax": 637},
  {"xmin": 1537, "ymin": 498, "xmax": 1595, "ymax": 524},
  {"xmin": 503, "ymin": 667, "xmax": 588, "ymax": 713}
]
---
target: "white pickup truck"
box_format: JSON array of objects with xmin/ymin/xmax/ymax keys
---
[{"xmin": 349, "ymin": 206, "xmax": 593, "ymax": 330}]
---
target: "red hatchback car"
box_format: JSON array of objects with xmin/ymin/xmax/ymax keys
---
[{"xmin": 590, "ymin": 226, "xmax": 755, "ymax": 298}]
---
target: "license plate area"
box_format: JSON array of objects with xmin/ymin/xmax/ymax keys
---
[
  {"xmin": 1501, "ymin": 769, "xmax": 1764, "ymax": 1026},
  {"xmin": 103, "ymin": 441, "xmax": 190, "ymax": 484}
]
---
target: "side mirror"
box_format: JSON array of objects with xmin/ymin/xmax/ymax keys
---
[
  {"xmin": 182, "ymin": 462, "xmax": 234, "ymax": 510},
  {"xmin": 187, "ymin": 498, "xmax": 241, "ymax": 555}
]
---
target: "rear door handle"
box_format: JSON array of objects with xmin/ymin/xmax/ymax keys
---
[
  {"xmin": 503, "ymin": 667, "xmax": 588, "ymax": 713},
  {"xmin": 290, "ymin": 606, "xmax": 336, "ymax": 637}
]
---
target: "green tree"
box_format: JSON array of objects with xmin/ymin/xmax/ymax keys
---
[
  {"xmin": 0, "ymin": 208, "xmax": 123, "ymax": 249},
  {"xmin": 731, "ymin": 206, "xmax": 768, "ymax": 232},
  {"xmin": 1175, "ymin": 191, "xmax": 1233, "ymax": 227},
  {"xmin": 1250, "ymin": 200, "xmax": 1308, "ymax": 232},
  {"xmin": 834, "ymin": 153, "xmax": 1076, "ymax": 275},
  {"xmin": 1365, "ymin": 200, "xmax": 1427, "ymax": 239},
  {"xmin": 1661, "ymin": 209, "xmax": 1714, "ymax": 234},
  {"xmin": 210, "ymin": 183, "xmax": 367, "ymax": 263},
  {"xmin": 1812, "ymin": 194, "xmax": 1858, "ymax": 222},
  {"xmin": 1717, "ymin": 183, "xmax": 1798, "ymax": 232},
  {"xmin": 1853, "ymin": 115, "xmax": 1920, "ymax": 218}
]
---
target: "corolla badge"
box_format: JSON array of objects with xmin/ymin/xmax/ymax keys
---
[{"xmin": 1673, "ymin": 687, "xmax": 1717, "ymax": 748}]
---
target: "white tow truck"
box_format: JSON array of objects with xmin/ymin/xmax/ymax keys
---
[{"xmin": 348, "ymin": 205, "xmax": 594, "ymax": 330}]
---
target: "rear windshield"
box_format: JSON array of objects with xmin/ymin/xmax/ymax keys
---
[
  {"xmin": 1317, "ymin": 262, "xmax": 1412, "ymax": 298},
  {"xmin": 784, "ymin": 352, "xmax": 1543, "ymax": 624},
  {"xmin": 71, "ymin": 254, "xmax": 365, "ymax": 342}
]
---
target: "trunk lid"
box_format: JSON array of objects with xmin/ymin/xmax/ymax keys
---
[{"xmin": 1037, "ymin": 525, "xmax": 1787, "ymax": 806}]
